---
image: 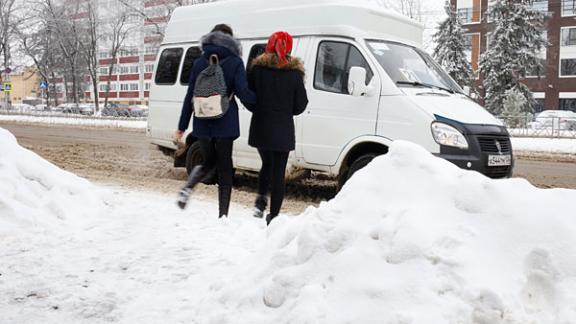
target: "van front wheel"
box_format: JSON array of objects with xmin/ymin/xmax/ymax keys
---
[{"xmin": 339, "ymin": 153, "xmax": 376, "ymax": 189}]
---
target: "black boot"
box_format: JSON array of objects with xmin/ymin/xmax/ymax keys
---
[
  {"xmin": 253, "ymin": 194, "xmax": 268, "ymax": 218},
  {"xmin": 265, "ymin": 213, "xmax": 277, "ymax": 226},
  {"xmin": 218, "ymin": 185, "xmax": 232, "ymax": 218},
  {"xmin": 177, "ymin": 165, "xmax": 206, "ymax": 210}
]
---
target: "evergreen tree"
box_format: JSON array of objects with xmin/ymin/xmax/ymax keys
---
[
  {"xmin": 432, "ymin": 3, "xmax": 473, "ymax": 89},
  {"xmin": 479, "ymin": 0, "xmax": 547, "ymax": 115},
  {"xmin": 501, "ymin": 87, "xmax": 527, "ymax": 128}
]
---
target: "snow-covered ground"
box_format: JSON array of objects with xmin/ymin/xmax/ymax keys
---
[
  {"xmin": 512, "ymin": 137, "xmax": 576, "ymax": 155},
  {"xmin": 0, "ymin": 114, "xmax": 146, "ymax": 129},
  {"xmin": 2, "ymin": 127, "xmax": 576, "ymax": 323}
]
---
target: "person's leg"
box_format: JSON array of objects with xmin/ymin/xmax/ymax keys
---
[
  {"xmin": 266, "ymin": 151, "xmax": 289, "ymax": 225},
  {"xmin": 254, "ymin": 149, "xmax": 273, "ymax": 218},
  {"xmin": 177, "ymin": 138, "xmax": 216, "ymax": 209},
  {"xmin": 214, "ymin": 138, "xmax": 234, "ymax": 218}
]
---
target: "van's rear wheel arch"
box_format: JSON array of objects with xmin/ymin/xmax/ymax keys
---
[{"xmin": 338, "ymin": 142, "xmax": 388, "ymax": 190}]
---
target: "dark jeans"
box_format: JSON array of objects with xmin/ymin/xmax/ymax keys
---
[
  {"xmin": 199, "ymin": 138, "xmax": 234, "ymax": 186},
  {"xmin": 257, "ymin": 149, "xmax": 289, "ymax": 216}
]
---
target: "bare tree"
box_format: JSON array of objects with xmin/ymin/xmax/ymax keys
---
[
  {"xmin": 79, "ymin": 0, "xmax": 101, "ymax": 112},
  {"xmin": 118, "ymin": 0, "xmax": 217, "ymax": 38},
  {"xmin": 101, "ymin": 6, "xmax": 136, "ymax": 108},
  {"xmin": 40, "ymin": 0, "xmax": 85, "ymax": 105},
  {"xmin": 374, "ymin": 0, "xmax": 422, "ymax": 21},
  {"xmin": 0, "ymin": 0, "xmax": 22, "ymax": 107}
]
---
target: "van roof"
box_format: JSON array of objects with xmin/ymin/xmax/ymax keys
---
[{"xmin": 163, "ymin": 0, "xmax": 424, "ymax": 47}]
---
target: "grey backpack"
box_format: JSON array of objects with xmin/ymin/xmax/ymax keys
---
[{"xmin": 192, "ymin": 54, "xmax": 233, "ymax": 119}]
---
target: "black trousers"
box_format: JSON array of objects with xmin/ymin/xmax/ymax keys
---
[
  {"xmin": 199, "ymin": 138, "xmax": 234, "ymax": 186},
  {"xmin": 257, "ymin": 149, "xmax": 289, "ymax": 216}
]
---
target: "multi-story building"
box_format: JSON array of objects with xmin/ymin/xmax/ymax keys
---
[
  {"xmin": 54, "ymin": 0, "xmax": 198, "ymax": 106},
  {"xmin": 452, "ymin": 0, "xmax": 576, "ymax": 113}
]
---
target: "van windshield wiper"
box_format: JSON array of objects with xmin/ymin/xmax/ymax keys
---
[{"xmin": 396, "ymin": 81, "xmax": 455, "ymax": 94}]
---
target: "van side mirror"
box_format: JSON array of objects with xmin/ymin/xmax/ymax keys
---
[{"xmin": 348, "ymin": 66, "xmax": 370, "ymax": 97}]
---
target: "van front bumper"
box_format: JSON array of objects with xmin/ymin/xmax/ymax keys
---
[{"xmin": 434, "ymin": 122, "xmax": 514, "ymax": 179}]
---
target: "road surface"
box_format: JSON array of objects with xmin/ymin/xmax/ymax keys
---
[{"xmin": 2, "ymin": 122, "xmax": 575, "ymax": 213}]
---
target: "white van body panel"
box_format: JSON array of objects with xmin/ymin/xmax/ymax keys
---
[
  {"xmin": 402, "ymin": 89, "xmax": 504, "ymax": 126},
  {"xmin": 149, "ymin": 0, "xmax": 508, "ymax": 180}
]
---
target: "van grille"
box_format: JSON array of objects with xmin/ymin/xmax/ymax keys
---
[
  {"xmin": 484, "ymin": 166, "xmax": 511, "ymax": 179},
  {"xmin": 477, "ymin": 137, "xmax": 512, "ymax": 154}
]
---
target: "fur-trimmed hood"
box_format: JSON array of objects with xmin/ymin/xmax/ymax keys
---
[
  {"xmin": 251, "ymin": 53, "xmax": 305, "ymax": 75},
  {"xmin": 201, "ymin": 31, "xmax": 242, "ymax": 57}
]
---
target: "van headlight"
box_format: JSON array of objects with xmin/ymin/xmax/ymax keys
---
[{"xmin": 431, "ymin": 122, "xmax": 469, "ymax": 149}]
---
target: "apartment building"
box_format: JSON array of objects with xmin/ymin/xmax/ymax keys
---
[
  {"xmin": 54, "ymin": 0, "xmax": 198, "ymax": 105},
  {"xmin": 452, "ymin": 0, "xmax": 576, "ymax": 112}
]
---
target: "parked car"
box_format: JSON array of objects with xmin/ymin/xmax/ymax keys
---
[
  {"xmin": 35, "ymin": 104, "xmax": 50, "ymax": 111},
  {"xmin": 79, "ymin": 103, "xmax": 95, "ymax": 115},
  {"xmin": 102, "ymin": 103, "xmax": 130, "ymax": 117},
  {"xmin": 128, "ymin": 105, "xmax": 148, "ymax": 117},
  {"xmin": 12, "ymin": 103, "xmax": 36, "ymax": 113},
  {"xmin": 148, "ymin": 1, "xmax": 514, "ymax": 183},
  {"xmin": 529, "ymin": 110, "xmax": 576, "ymax": 131}
]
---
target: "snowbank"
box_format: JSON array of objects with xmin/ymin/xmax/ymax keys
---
[
  {"xmin": 0, "ymin": 114, "xmax": 146, "ymax": 129},
  {"xmin": 0, "ymin": 128, "xmax": 104, "ymax": 234},
  {"xmin": 195, "ymin": 141, "xmax": 576, "ymax": 323},
  {"xmin": 512, "ymin": 137, "xmax": 576, "ymax": 155}
]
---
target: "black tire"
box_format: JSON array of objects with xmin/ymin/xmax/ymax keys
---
[
  {"xmin": 185, "ymin": 141, "xmax": 204, "ymax": 176},
  {"xmin": 338, "ymin": 153, "xmax": 377, "ymax": 190}
]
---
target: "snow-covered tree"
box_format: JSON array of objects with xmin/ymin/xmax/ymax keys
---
[
  {"xmin": 479, "ymin": 0, "xmax": 547, "ymax": 115},
  {"xmin": 501, "ymin": 87, "xmax": 527, "ymax": 128},
  {"xmin": 432, "ymin": 3, "xmax": 473, "ymax": 89}
]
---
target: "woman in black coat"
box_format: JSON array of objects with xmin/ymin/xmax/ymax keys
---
[{"xmin": 247, "ymin": 31, "xmax": 308, "ymax": 225}]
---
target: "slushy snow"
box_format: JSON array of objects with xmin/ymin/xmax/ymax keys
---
[{"xmin": 2, "ymin": 127, "xmax": 576, "ymax": 323}]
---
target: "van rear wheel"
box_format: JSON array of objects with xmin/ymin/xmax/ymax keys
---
[
  {"xmin": 185, "ymin": 141, "xmax": 204, "ymax": 175},
  {"xmin": 339, "ymin": 153, "xmax": 376, "ymax": 190}
]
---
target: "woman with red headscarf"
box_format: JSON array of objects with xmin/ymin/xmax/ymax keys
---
[{"xmin": 247, "ymin": 31, "xmax": 308, "ymax": 225}]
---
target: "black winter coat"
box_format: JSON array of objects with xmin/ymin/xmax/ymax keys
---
[{"xmin": 247, "ymin": 54, "xmax": 308, "ymax": 152}]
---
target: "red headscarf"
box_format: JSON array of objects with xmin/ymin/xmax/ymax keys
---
[{"xmin": 266, "ymin": 31, "xmax": 293, "ymax": 66}]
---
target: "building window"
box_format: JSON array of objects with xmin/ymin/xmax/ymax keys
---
[
  {"xmin": 535, "ymin": 99, "xmax": 545, "ymax": 113},
  {"xmin": 561, "ymin": 28, "xmax": 576, "ymax": 46},
  {"xmin": 145, "ymin": 64, "xmax": 154, "ymax": 73},
  {"xmin": 458, "ymin": 8, "xmax": 473, "ymax": 24},
  {"xmin": 561, "ymin": 59, "xmax": 576, "ymax": 76},
  {"xmin": 145, "ymin": 82, "xmax": 151, "ymax": 91},
  {"xmin": 99, "ymin": 51, "xmax": 109, "ymax": 59},
  {"xmin": 119, "ymin": 66, "xmax": 129, "ymax": 74},
  {"xmin": 120, "ymin": 83, "xmax": 129, "ymax": 91},
  {"xmin": 129, "ymin": 65, "xmax": 139, "ymax": 74},
  {"xmin": 99, "ymin": 67, "xmax": 108, "ymax": 75},
  {"xmin": 99, "ymin": 83, "xmax": 116, "ymax": 91},
  {"xmin": 129, "ymin": 83, "xmax": 139, "ymax": 91},
  {"xmin": 559, "ymin": 99, "xmax": 576, "ymax": 112},
  {"xmin": 532, "ymin": 0, "xmax": 548, "ymax": 12},
  {"xmin": 145, "ymin": 46, "xmax": 159, "ymax": 55},
  {"xmin": 562, "ymin": 0, "xmax": 576, "ymax": 16}
]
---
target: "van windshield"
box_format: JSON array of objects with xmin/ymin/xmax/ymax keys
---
[{"xmin": 367, "ymin": 41, "xmax": 463, "ymax": 94}]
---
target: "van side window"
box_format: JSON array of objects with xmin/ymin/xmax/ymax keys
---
[
  {"xmin": 247, "ymin": 44, "xmax": 266, "ymax": 69},
  {"xmin": 180, "ymin": 47, "xmax": 202, "ymax": 84},
  {"xmin": 314, "ymin": 41, "xmax": 373, "ymax": 94},
  {"xmin": 155, "ymin": 48, "xmax": 183, "ymax": 85}
]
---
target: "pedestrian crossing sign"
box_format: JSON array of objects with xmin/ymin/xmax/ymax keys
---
[{"xmin": 3, "ymin": 82, "xmax": 12, "ymax": 92}]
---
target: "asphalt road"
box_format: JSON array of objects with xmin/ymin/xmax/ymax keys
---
[{"xmin": 2, "ymin": 122, "xmax": 576, "ymax": 212}]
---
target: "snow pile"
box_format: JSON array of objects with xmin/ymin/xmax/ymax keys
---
[
  {"xmin": 0, "ymin": 128, "xmax": 104, "ymax": 234},
  {"xmin": 196, "ymin": 141, "xmax": 576, "ymax": 323},
  {"xmin": 0, "ymin": 114, "xmax": 146, "ymax": 129},
  {"xmin": 512, "ymin": 137, "xmax": 576, "ymax": 155}
]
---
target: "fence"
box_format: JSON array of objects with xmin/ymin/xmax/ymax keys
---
[
  {"xmin": 0, "ymin": 108, "xmax": 147, "ymax": 129},
  {"xmin": 497, "ymin": 114, "xmax": 576, "ymax": 139}
]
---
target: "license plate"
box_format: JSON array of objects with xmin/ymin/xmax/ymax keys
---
[{"xmin": 488, "ymin": 155, "xmax": 511, "ymax": 167}]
